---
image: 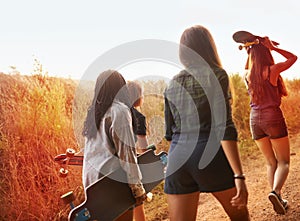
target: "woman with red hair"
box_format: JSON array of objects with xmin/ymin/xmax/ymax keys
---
[{"xmin": 244, "ymin": 36, "xmax": 297, "ymax": 214}]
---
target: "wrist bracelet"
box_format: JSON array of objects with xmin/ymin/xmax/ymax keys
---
[{"xmin": 234, "ymin": 174, "xmax": 246, "ymax": 180}]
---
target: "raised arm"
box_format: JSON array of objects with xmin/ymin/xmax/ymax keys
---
[{"xmin": 262, "ymin": 37, "xmax": 297, "ymax": 81}]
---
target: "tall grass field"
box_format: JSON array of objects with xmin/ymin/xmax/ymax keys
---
[{"xmin": 0, "ymin": 71, "xmax": 299, "ymax": 220}]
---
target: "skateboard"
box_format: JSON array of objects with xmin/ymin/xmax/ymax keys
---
[
  {"xmin": 55, "ymin": 146, "xmax": 167, "ymax": 221},
  {"xmin": 69, "ymin": 149, "xmax": 167, "ymax": 221},
  {"xmin": 232, "ymin": 30, "xmax": 279, "ymax": 50}
]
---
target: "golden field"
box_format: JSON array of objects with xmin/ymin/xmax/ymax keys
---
[{"xmin": 0, "ymin": 69, "xmax": 299, "ymax": 221}]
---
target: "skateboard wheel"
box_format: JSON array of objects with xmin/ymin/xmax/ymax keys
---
[
  {"xmin": 59, "ymin": 168, "xmax": 68, "ymax": 177},
  {"xmin": 146, "ymin": 192, "xmax": 153, "ymax": 202},
  {"xmin": 66, "ymin": 148, "xmax": 76, "ymax": 158},
  {"xmin": 61, "ymin": 191, "xmax": 75, "ymax": 205}
]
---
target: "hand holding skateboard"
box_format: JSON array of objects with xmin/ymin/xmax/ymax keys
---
[{"xmin": 260, "ymin": 36, "xmax": 278, "ymax": 50}]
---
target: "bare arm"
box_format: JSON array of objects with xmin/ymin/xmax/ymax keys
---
[
  {"xmin": 262, "ymin": 37, "xmax": 297, "ymax": 83},
  {"xmin": 221, "ymin": 140, "xmax": 244, "ymax": 177},
  {"xmin": 262, "ymin": 37, "xmax": 297, "ymax": 60},
  {"xmin": 136, "ymin": 135, "xmax": 149, "ymax": 153},
  {"xmin": 271, "ymin": 47, "xmax": 297, "ymax": 74},
  {"xmin": 221, "ymin": 140, "xmax": 248, "ymax": 208}
]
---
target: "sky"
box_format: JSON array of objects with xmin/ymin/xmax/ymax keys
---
[{"xmin": 1, "ymin": 0, "xmax": 299, "ymax": 81}]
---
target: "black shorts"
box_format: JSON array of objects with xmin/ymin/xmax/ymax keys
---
[
  {"xmin": 164, "ymin": 133, "xmax": 235, "ymax": 194},
  {"xmin": 250, "ymin": 107, "xmax": 288, "ymax": 140}
]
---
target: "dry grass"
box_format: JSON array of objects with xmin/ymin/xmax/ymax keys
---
[
  {"xmin": 0, "ymin": 72, "xmax": 299, "ymax": 220},
  {"xmin": 229, "ymin": 73, "xmax": 251, "ymax": 141},
  {"xmin": 0, "ymin": 72, "xmax": 81, "ymax": 220},
  {"xmin": 281, "ymin": 79, "xmax": 300, "ymax": 134}
]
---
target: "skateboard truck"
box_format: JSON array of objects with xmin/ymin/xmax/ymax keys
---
[
  {"xmin": 61, "ymin": 191, "xmax": 91, "ymax": 221},
  {"xmin": 61, "ymin": 191, "xmax": 76, "ymax": 209},
  {"xmin": 238, "ymin": 38, "xmax": 259, "ymax": 50},
  {"xmin": 59, "ymin": 148, "xmax": 76, "ymax": 177}
]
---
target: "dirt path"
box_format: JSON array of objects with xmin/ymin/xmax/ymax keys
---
[{"xmin": 195, "ymin": 134, "xmax": 300, "ymax": 220}]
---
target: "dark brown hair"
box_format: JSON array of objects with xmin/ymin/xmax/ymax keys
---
[
  {"xmin": 82, "ymin": 70, "xmax": 130, "ymax": 140},
  {"xmin": 247, "ymin": 44, "xmax": 287, "ymax": 104},
  {"xmin": 179, "ymin": 25, "xmax": 222, "ymax": 69}
]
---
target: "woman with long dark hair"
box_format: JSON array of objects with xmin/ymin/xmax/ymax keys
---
[
  {"xmin": 164, "ymin": 25, "xmax": 250, "ymax": 221},
  {"xmin": 82, "ymin": 70, "xmax": 146, "ymax": 221},
  {"xmin": 244, "ymin": 37, "xmax": 297, "ymax": 215}
]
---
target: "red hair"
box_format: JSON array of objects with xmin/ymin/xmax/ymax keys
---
[{"xmin": 247, "ymin": 44, "xmax": 287, "ymax": 104}]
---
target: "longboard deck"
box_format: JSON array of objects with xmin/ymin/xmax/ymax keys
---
[
  {"xmin": 233, "ymin": 30, "xmax": 279, "ymax": 46},
  {"xmin": 233, "ymin": 30, "xmax": 257, "ymax": 43},
  {"xmin": 68, "ymin": 150, "xmax": 167, "ymax": 221}
]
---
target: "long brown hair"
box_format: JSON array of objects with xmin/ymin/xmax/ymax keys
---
[
  {"xmin": 179, "ymin": 25, "xmax": 222, "ymax": 69},
  {"xmin": 247, "ymin": 44, "xmax": 287, "ymax": 104},
  {"xmin": 82, "ymin": 70, "xmax": 130, "ymax": 140}
]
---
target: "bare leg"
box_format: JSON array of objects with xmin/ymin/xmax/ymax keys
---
[
  {"xmin": 254, "ymin": 137, "xmax": 277, "ymax": 189},
  {"xmin": 212, "ymin": 187, "xmax": 250, "ymax": 221},
  {"xmin": 270, "ymin": 136, "xmax": 290, "ymax": 194},
  {"xmin": 134, "ymin": 204, "xmax": 146, "ymax": 221},
  {"xmin": 167, "ymin": 192, "xmax": 199, "ymax": 221}
]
